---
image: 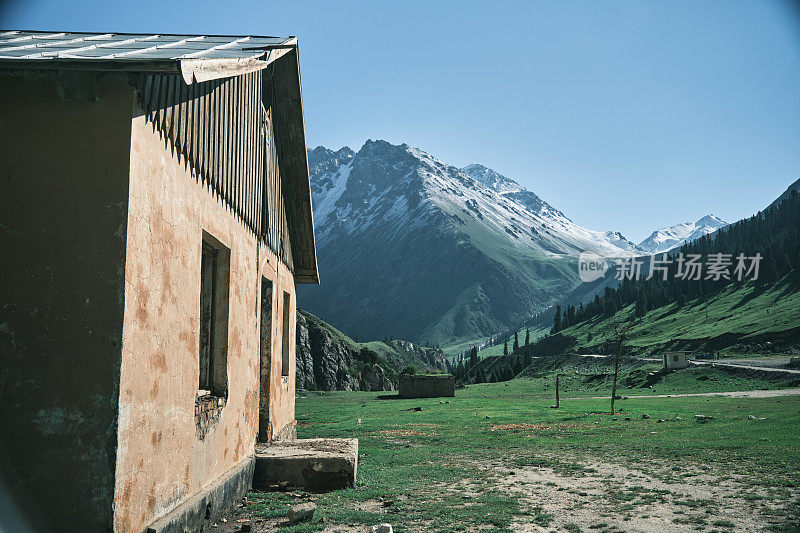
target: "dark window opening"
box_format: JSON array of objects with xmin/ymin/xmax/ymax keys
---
[{"xmin": 199, "ymin": 233, "xmax": 230, "ymax": 397}]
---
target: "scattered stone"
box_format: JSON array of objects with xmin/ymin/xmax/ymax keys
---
[
  {"xmin": 515, "ymin": 407, "xmax": 520, "ymax": 410},
  {"xmin": 485, "ymin": 415, "xmax": 490, "ymax": 418},
  {"xmin": 288, "ymin": 502, "xmax": 316, "ymax": 523},
  {"xmin": 612, "ymin": 418, "xmax": 618, "ymax": 421},
  {"xmin": 462, "ymin": 494, "xmax": 473, "ymax": 499},
  {"xmin": 624, "ymin": 417, "xmax": 631, "ymax": 421},
  {"xmin": 748, "ymin": 415, "xmax": 757, "ymax": 420},
  {"xmin": 694, "ymin": 415, "xmax": 712, "ymax": 423},
  {"xmin": 413, "ymin": 407, "xmax": 422, "ymax": 412},
  {"xmin": 642, "ymin": 414, "xmax": 650, "ymax": 419},
  {"xmin": 382, "ymin": 500, "xmax": 394, "ymax": 507},
  {"xmin": 367, "ymin": 524, "xmax": 393, "ymax": 533},
  {"xmin": 675, "ymin": 416, "xmax": 682, "ymax": 420},
  {"xmin": 445, "ymin": 401, "xmax": 450, "ymax": 404},
  {"xmin": 657, "ymin": 419, "xmax": 665, "ymax": 423}
]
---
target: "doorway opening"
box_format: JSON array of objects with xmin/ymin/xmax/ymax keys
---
[{"xmin": 258, "ymin": 276, "xmax": 273, "ymax": 442}]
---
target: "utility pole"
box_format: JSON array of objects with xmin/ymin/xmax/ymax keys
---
[
  {"xmin": 555, "ymin": 374, "xmax": 560, "ymax": 408},
  {"xmin": 611, "ymin": 321, "xmax": 634, "ymax": 416}
]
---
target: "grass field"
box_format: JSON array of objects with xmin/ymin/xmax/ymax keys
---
[{"xmin": 239, "ymin": 366, "xmax": 800, "ymax": 532}]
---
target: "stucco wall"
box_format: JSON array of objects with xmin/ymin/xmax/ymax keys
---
[
  {"xmin": 0, "ymin": 74, "xmax": 133, "ymax": 531},
  {"xmin": 113, "ymin": 101, "xmax": 296, "ymax": 533}
]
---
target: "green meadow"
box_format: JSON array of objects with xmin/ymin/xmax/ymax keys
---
[{"xmin": 243, "ymin": 368, "xmax": 800, "ymax": 532}]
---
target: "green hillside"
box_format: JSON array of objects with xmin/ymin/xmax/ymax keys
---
[
  {"xmin": 531, "ymin": 188, "xmax": 800, "ymax": 356},
  {"xmin": 537, "ymin": 273, "xmax": 800, "ymax": 356}
]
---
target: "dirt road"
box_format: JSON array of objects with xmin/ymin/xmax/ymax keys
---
[{"xmin": 578, "ymin": 388, "xmax": 800, "ymax": 399}]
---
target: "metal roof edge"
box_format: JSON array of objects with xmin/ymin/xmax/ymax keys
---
[{"xmin": 180, "ymin": 38, "xmax": 297, "ymax": 84}]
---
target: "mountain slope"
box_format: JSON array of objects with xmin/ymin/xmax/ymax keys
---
[
  {"xmin": 295, "ymin": 308, "xmax": 448, "ymax": 391},
  {"xmin": 531, "ymin": 187, "xmax": 800, "ymax": 356},
  {"xmin": 529, "ymin": 274, "xmax": 800, "ymax": 356},
  {"xmin": 299, "ymin": 140, "xmax": 637, "ymax": 346},
  {"xmin": 637, "ymin": 214, "xmax": 728, "ymax": 254},
  {"xmin": 768, "ymin": 177, "xmax": 800, "ymax": 210}
]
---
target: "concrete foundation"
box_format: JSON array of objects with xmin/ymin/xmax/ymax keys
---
[
  {"xmin": 253, "ymin": 438, "xmax": 358, "ymax": 491},
  {"xmin": 145, "ymin": 456, "xmax": 255, "ymax": 533}
]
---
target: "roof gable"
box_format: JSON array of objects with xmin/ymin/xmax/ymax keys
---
[{"xmin": 0, "ymin": 30, "xmax": 319, "ymax": 284}]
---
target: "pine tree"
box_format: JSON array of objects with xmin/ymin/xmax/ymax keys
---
[
  {"xmin": 552, "ymin": 305, "xmax": 562, "ymax": 333},
  {"xmin": 524, "ymin": 328, "xmax": 530, "ymax": 346},
  {"xmin": 503, "ymin": 337, "xmax": 508, "ymax": 356},
  {"xmin": 470, "ymin": 346, "xmax": 479, "ymax": 367},
  {"xmin": 761, "ymin": 257, "xmax": 779, "ymax": 284},
  {"xmin": 513, "ymin": 332, "xmax": 519, "ymax": 353},
  {"xmin": 676, "ymin": 292, "xmax": 686, "ymax": 308},
  {"xmin": 635, "ymin": 291, "xmax": 647, "ymax": 317}
]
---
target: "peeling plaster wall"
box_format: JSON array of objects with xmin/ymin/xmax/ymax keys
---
[
  {"xmin": 113, "ymin": 102, "xmax": 296, "ymax": 533},
  {"xmin": 0, "ymin": 74, "xmax": 134, "ymax": 531}
]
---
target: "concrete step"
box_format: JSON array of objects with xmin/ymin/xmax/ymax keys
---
[{"xmin": 253, "ymin": 438, "xmax": 358, "ymax": 492}]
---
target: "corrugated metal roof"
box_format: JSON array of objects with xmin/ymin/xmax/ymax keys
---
[{"xmin": 0, "ymin": 30, "xmax": 292, "ymax": 61}]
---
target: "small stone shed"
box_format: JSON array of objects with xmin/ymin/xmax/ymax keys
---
[
  {"xmin": 663, "ymin": 351, "xmax": 691, "ymax": 370},
  {"xmin": 0, "ymin": 30, "xmax": 318, "ymax": 533},
  {"xmin": 399, "ymin": 374, "xmax": 456, "ymax": 398}
]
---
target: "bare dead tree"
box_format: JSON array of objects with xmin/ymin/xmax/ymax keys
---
[{"xmin": 610, "ymin": 321, "xmax": 634, "ymax": 415}]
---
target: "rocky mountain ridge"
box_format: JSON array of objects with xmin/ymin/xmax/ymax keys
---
[
  {"xmin": 299, "ymin": 140, "xmax": 640, "ymax": 345},
  {"xmin": 295, "ymin": 308, "xmax": 449, "ymax": 391}
]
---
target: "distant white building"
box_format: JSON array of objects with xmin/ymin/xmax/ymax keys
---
[{"xmin": 664, "ymin": 351, "xmax": 691, "ymax": 370}]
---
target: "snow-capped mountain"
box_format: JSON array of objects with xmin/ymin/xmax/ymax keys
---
[
  {"xmin": 309, "ymin": 152, "xmax": 637, "ymax": 258},
  {"xmin": 299, "ymin": 140, "xmax": 639, "ymax": 346},
  {"xmin": 637, "ymin": 215, "xmax": 728, "ymax": 254}
]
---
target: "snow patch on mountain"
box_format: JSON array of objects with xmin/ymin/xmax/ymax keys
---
[
  {"xmin": 637, "ymin": 214, "xmax": 728, "ymax": 254},
  {"xmin": 312, "ymin": 161, "xmax": 352, "ymax": 228},
  {"xmin": 309, "ymin": 141, "xmax": 639, "ymax": 258}
]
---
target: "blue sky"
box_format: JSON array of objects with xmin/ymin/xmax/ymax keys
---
[{"xmin": 3, "ymin": 0, "xmax": 799, "ymax": 242}]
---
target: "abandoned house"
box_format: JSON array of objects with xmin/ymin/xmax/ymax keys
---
[
  {"xmin": 398, "ymin": 374, "xmax": 456, "ymax": 398},
  {"xmin": 0, "ymin": 31, "xmax": 319, "ymax": 532},
  {"xmin": 663, "ymin": 351, "xmax": 691, "ymax": 370}
]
